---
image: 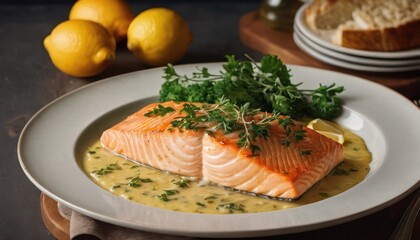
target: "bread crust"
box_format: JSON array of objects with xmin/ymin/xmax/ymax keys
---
[{"xmin": 340, "ymin": 19, "xmax": 420, "ymax": 51}]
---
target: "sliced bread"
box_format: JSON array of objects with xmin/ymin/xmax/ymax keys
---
[{"xmin": 305, "ymin": 0, "xmax": 420, "ymax": 51}]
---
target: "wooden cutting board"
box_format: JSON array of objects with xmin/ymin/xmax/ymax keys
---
[
  {"xmin": 239, "ymin": 11, "xmax": 420, "ymax": 99},
  {"xmin": 40, "ymin": 194, "xmax": 70, "ymax": 240}
]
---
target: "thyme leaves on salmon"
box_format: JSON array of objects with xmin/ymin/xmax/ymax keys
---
[
  {"xmin": 145, "ymin": 98, "xmax": 306, "ymax": 155},
  {"xmin": 143, "ymin": 104, "xmax": 175, "ymax": 117},
  {"xmin": 160, "ymin": 54, "xmax": 344, "ymax": 120}
]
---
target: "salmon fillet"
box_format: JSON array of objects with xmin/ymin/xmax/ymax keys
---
[
  {"xmin": 202, "ymin": 122, "xmax": 344, "ymax": 199},
  {"xmin": 100, "ymin": 101, "xmax": 204, "ymax": 178},
  {"xmin": 100, "ymin": 101, "xmax": 344, "ymax": 199}
]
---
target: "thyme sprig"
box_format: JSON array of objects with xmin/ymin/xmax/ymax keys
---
[
  {"xmin": 145, "ymin": 98, "xmax": 306, "ymax": 155},
  {"xmin": 144, "ymin": 104, "xmax": 175, "ymax": 117}
]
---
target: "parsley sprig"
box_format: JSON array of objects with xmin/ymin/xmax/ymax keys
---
[{"xmin": 160, "ymin": 54, "xmax": 344, "ymax": 119}]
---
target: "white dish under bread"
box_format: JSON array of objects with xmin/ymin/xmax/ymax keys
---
[
  {"xmin": 295, "ymin": 2, "xmax": 420, "ymax": 59},
  {"xmin": 294, "ymin": 25, "xmax": 420, "ymax": 67}
]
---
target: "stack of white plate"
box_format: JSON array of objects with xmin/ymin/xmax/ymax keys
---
[{"xmin": 293, "ymin": 3, "xmax": 420, "ymax": 73}]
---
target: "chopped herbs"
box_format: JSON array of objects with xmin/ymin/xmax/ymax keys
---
[
  {"xmin": 204, "ymin": 195, "xmax": 218, "ymax": 200},
  {"xmin": 158, "ymin": 194, "xmax": 170, "ymax": 202},
  {"xmin": 196, "ymin": 202, "xmax": 206, "ymax": 207},
  {"xmin": 160, "ymin": 54, "xmax": 344, "ymax": 120},
  {"xmin": 127, "ymin": 176, "xmax": 152, "ymax": 187},
  {"xmin": 91, "ymin": 162, "xmax": 121, "ymax": 176},
  {"xmin": 218, "ymin": 203, "xmax": 245, "ymax": 213},
  {"xmin": 163, "ymin": 189, "xmax": 179, "ymax": 195},
  {"xmin": 92, "ymin": 168, "xmax": 112, "ymax": 176},
  {"xmin": 158, "ymin": 190, "xmax": 179, "ymax": 202},
  {"xmin": 173, "ymin": 178, "xmax": 190, "ymax": 188}
]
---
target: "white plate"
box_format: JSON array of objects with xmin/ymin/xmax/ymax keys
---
[
  {"xmin": 18, "ymin": 64, "xmax": 420, "ymax": 238},
  {"xmin": 295, "ymin": 3, "xmax": 420, "ymax": 59},
  {"xmin": 294, "ymin": 33, "xmax": 420, "ymax": 72},
  {"xmin": 294, "ymin": 26, "xmax": 420, "ymax": 67}
]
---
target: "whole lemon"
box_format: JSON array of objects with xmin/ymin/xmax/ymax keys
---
[
  {"xmin": 69, "ymin": 0, "xmax": 134, "ymax": 42},
  {"xmin": 44, "ymin": 20, "xmax": 116, "ymax": 77},
  {"xmin": 127, "ymin": 8, "xmax": 192, "ymax": 67}
]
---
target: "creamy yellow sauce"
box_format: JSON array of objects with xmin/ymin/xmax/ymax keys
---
[{"xmin": 82, "ymin": 124, "xmax": 371, "ymax": 214}]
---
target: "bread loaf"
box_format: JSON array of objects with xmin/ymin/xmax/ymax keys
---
[{"xmin": 305, "ymin": 0, "xmax": 420, "ymax": 51}]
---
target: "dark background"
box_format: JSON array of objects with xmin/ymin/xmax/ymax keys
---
[{"xmin": 1, "ymin": 1, "xmax": 419, "ymax": 240}]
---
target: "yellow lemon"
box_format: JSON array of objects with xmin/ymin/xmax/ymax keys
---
[
  {"xmin": 307, "ymin": 118, "xmax": 345, "ymax": 144},
  {"xmin": 127, "ymin": 8, "xmax": 192, "ymax": 67},
  {"xmin": 69, "ymin": 0, "xmax": 134, "ymax": 42},
  {"xmin": 44, "ymin": 20, "xmax": 116, "ymax": 77}
]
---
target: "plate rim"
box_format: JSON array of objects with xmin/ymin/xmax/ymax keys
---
[{"xmin": 18, "ymin": 63, "xmax": 420, "ymax": 237}]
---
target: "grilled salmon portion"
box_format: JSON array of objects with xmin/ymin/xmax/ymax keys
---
[
  {"xmin": 101, "ymin": 101, "xmax": 344, "ymax": 199},
  {"xmin": 100, "ymin": 101, "xmax": 204, "ymax": 178},
  {"xmin": 202, "ymin": 121, "xmax": 344, "ymax": 199}
]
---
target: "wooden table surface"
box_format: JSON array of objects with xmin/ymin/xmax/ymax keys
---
[{"xmin": 1, "ymin": 1, "xmax": 418, "ymax": 240}]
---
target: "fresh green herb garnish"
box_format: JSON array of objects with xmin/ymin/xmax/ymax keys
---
[
  {"xmin": 305, "ymin": 84, "xmax": 345, "ymax": 120},
  {"xmin": 173, "ymin": 178, "xmax": 190, "ymax": 188},
  {"xmin": 91, "ymin": 162, "xmax": 121, "ymax": 176},
  {"xmin": 218, "ymin": 203, "xmax": 245, "ymax": 213},
  {"xmin": 204, "ymin": 195, "xmax": 217, "ymax": 200},
  {"xmin": 158, "ymin": 194, "xmax": 170, "ymax": 201},
  {"xmin": 127, "ymin": 176, "xmax": 152, "ymax": 187},
  {"xmin": 278, "ymin": 116, "xmax": 306, "ymax": 147},
  {"xmin": 163, "ymin": 189, "xmax": 179, "ymax": 195},
  {"xmin": 158, "ymin": 189, "xmax": 179, "ymax": 202},
  {"xmin": 147, "ymin": 98, "xmax": 306, "ymax": 155},
  {"xmin": 144, "ymin": 104, "xmax": 175, "ymax": 117},
  {"xmin": 160, "ymin": 54, "xmax": 344, "ymax": 119}
]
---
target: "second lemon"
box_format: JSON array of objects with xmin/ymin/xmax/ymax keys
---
[
  {"xmin": 127, "ymin": 8, "xmax": 192, "ymax": 67},
  {"xmin": 69, "ymin": 0, "xmax": 134, "ymax": 42}
]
